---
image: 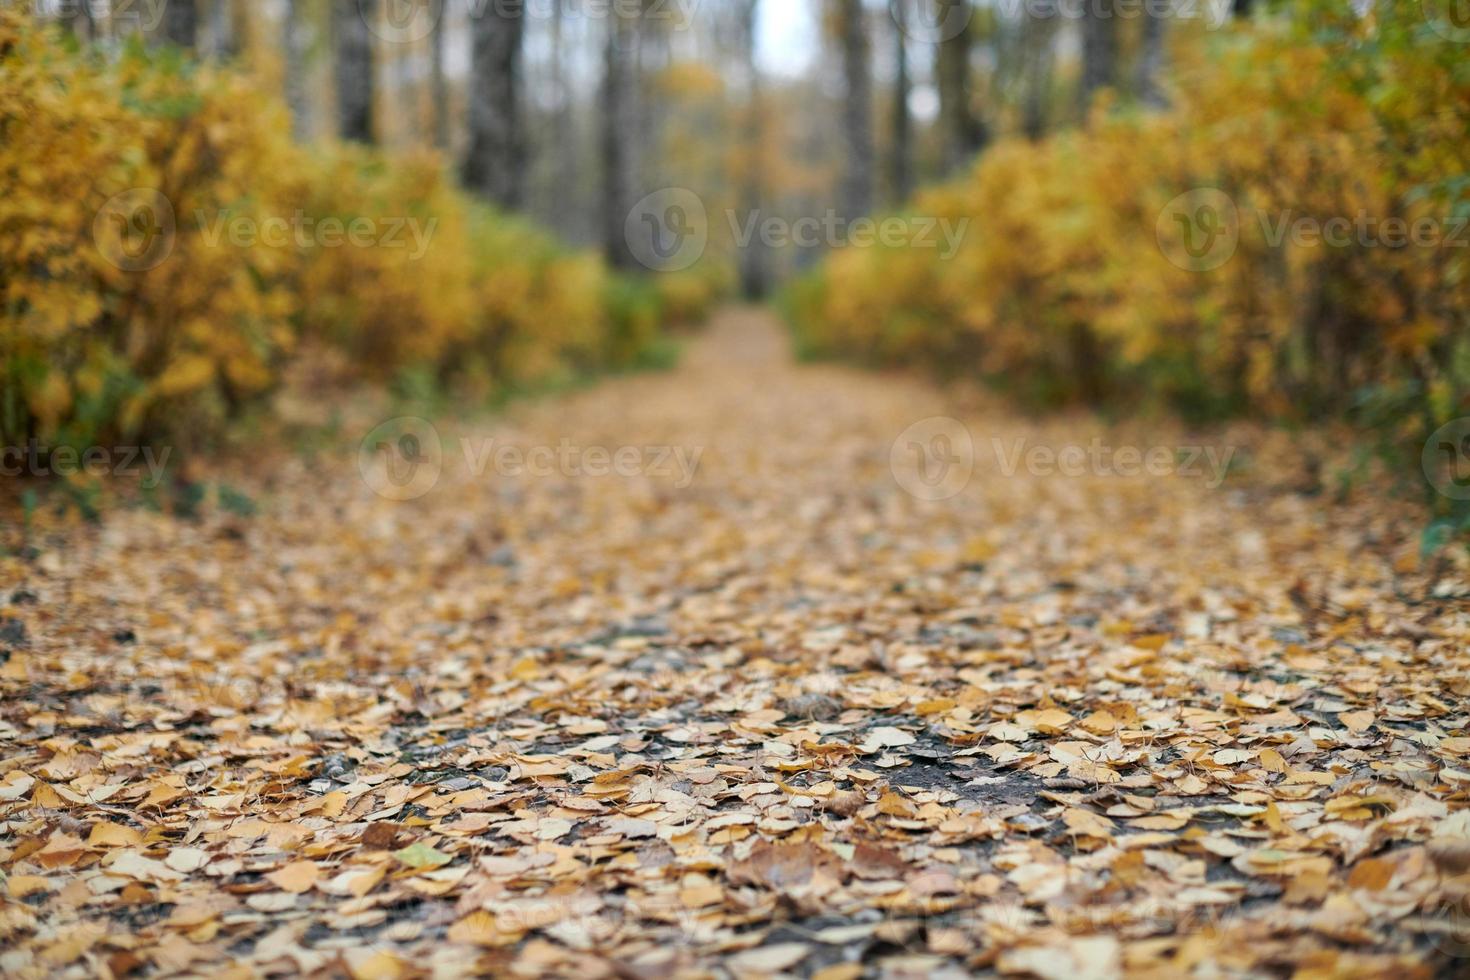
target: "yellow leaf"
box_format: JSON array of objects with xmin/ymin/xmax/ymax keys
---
[
  {"xmin": 265, "ymin": 860, "xmax": 318, "ymax": 894},
  {"xmin": 87, "ymin": 822, "xmax": 143, "ymax": 848}
]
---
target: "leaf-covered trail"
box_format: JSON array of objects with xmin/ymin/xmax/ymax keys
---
[{"xmin": 3, "ymin": 308, "xmax": 1469, "ymax": 978}]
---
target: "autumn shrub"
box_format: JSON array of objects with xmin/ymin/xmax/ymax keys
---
[
  {"xmin": 0, "ymin": 11, "xmax": 681, "ymax": 464},
  {"xmin": 654, "ymin": 263, "xmax": 735, "ymax": 328},
  {"xmin": 788, "ymin": 4, "xmax": 1469, "ymax": 538},
  {"xmin": 0, "ymin": 15, "xmax": 299, "ymax": 452}
]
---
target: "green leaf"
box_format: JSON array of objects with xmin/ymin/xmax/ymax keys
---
[{"xmin": 392, "ymin": 842, "xmax": 452, "ymax": 870}]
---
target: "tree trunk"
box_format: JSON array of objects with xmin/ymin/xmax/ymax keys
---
[
  {"xmin": 889, "ymin": 3, "xmax": 914, "ymax": 204},
  {"xmin": 431, "ymin": 3, "xmax": 450, "ymax": 149},
  {"xmin": 1233, "ymin": 0, "xmax": 1254, "ymax": 16},
  {"xmin": 209, "ymin": 0, "xmax": 238, "ymax": 58},
  {"xmin": 546, "ymin": 0, "xmax": 576, "ymax": 235},
  {"xmin": 937, "ymin": 0, "xmax": 985, "ymax": 175},
  {"xmin": 463, "ymin": 6, "xmax": 525, "ymax": 208},
  {"xmin": 59, "ymin": 2, "xmax": 96, "ymax": 39},
  {"xmin": 1021, "ymin": 10, "xmax": 1054, "ymax": 141},
  {"xmin": 162, "ymin": 0, "xmax": 198, "ymax": 48},
  {"xmin": 838, "ymin": 0, "xmax": 874, "ymax": 219},
  {"xmin": 601, "ymin": 8, "xmax": 640, "ymax": 268},
  {"xmin": 284, "ymin": 0, "xmax": 312, "ymax": 141},
  {"xmin": 1078, "ymin": 0, "xmax": 1116, "ymax": 122},
  {"xmin": 736, "ymin": 0, "xmax": 766, "ymax": 298},
  {"xmin": 1134, "ymin": 12, "xmax": 1167, "ymax": 109},
  {"xmin": 335, "ymin": 0, "xmax": 376, "ymax": 144}
]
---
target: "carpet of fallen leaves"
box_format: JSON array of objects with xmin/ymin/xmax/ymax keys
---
[{"xmin": 3, "ymin": 309, "xmax": 1470, "ymax": 979}]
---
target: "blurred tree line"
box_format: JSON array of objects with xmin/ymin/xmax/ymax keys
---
[{"xmin": 43, "ymin": 0, "xmax": 1255, "ymax": 294}]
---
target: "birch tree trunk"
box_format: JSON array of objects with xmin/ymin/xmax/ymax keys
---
[
  {"xmin": 1134, "ymin": 12, "xmax": 1168, "ymax": 110},
  {"xmin": 1021, "ymin": 10, "xmax": 1054, "ymax": 141},
  {"xmin": 284, "ymin": 0, "xmax": 312, "ymax": 141}
]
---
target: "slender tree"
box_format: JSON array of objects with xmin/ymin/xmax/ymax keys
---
[
  {"xmin": 209, "ymin": 0, "xmax": 238, "ymax": 58},
  {"xmin": 1232, "ymin": 0, "xmax": 1254, "ymax": 16},
  {"xmin": 638, "ymin": 0, "xmax": 673, "ymax": 194},
  {"xmin": 161, "ymin": 0, "xmax": 199, "ymax": 48},
  {"xmin": 430, "ymin": 0, "xmax": 450, "ymax": 151},
  {"xmin": 601, "ymin": 6, "xmax": 640, "ymax": 267},
  {"xmin": 284, "ymin": 0, "xmax": 312, "ymax": 141},
  {"xmin": 837, "ymin": 0, "xmax": 874, "ymax": 218},
  {"xmin": 58, "ymin": 1, "xmax": 96, "ymax": 40},
  {"xmin": 890, "ymin": 3, "xmax": 914, "ymax": 204},
  {"xmin": 1078, "ymin": 0, "xmax": 1117, "ymax": 122},
  {"xmin": 544, "ymin": 0, "xmax": 576, "ymax": 232},
  {"xmin": 1134, "ymin": 13, "xmax": 1167, "ymax": 110},
  {"xmin": 937, "ymin": 0, "xmax": 985, "ymax": 174},
  {"xmin": 463, "ymin": 5, "xmax": 526, "ymax": 207},
  {"xmin": 736, "ymin": 0, "xmax": 767, "ymax": 298},
  {"xmin": 1021, "ymin": 9, "xmax": 1055, "ymax": 141},
  {"xmin": 335, "ymin": 0, "xmax": 376, "ymax": 143}
]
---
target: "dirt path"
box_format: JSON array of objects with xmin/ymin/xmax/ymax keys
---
[{"xmin": 2, "ymin": 308, "xmax": 1467, "ymax": 978}]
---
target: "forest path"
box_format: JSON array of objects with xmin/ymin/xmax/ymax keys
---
[{"xmin": 2, "ymin": 307, "xmax": 1464, "ymax": 977}]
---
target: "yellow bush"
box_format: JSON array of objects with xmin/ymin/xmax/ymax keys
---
[
  {"xmin": 790, "ymin": 8, "xmax": 1469, "ymax": 424},
  {"xmin": 655, "ymin": 264, "xmax": 734, "ymax": 328},
  {"xmin": 1, "ymin": 13, "xmax": 298, "ymax": 449},
  {"xmin": 0, "ymin": 12, "xmax": 684, "ymax": 459}
]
